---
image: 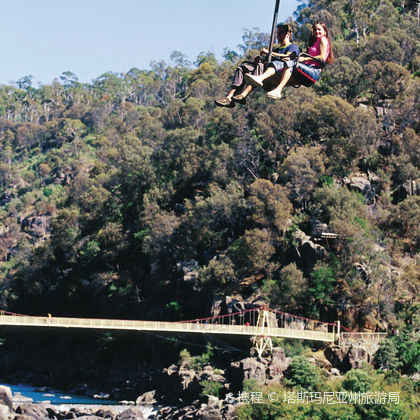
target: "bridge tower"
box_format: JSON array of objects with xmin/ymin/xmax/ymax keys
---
[{"xmin": 252, "ymin": 308, "xmax": 273, "ymax": 357}]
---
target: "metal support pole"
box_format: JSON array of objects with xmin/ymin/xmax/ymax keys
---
[
  {"xmin": 268, "ymin": 0, "xmax": 281, "ymax": 62},
  {"xmin": 252, "ymin": 309, "xmax": 273, "ymax": 357}
]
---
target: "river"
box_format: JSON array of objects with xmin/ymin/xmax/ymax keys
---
[{"xmin": 1, "ymin": 383, "xmax": 156, "ymax": 418}]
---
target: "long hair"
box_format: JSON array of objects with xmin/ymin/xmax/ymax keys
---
[{"xmin": 307, "ymin": 22, "xmax": 334, "ymax": 64}]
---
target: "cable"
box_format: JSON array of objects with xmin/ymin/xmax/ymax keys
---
[{"xmin": 140, "ymin": 330, "xmax": 247, "ymax": 354}]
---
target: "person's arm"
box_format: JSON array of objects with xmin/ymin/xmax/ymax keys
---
[
  {"xmin": 299, "ymin": 38, "xmax": 328, "ymax": 62},
  {"xmin": 259, "ymin": 47, "xmax": 292, "ymax": 60}
]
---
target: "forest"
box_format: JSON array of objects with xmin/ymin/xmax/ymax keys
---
[{"xmin": 0, "ymin": 0, "xmax": 419, "ymax": 416}]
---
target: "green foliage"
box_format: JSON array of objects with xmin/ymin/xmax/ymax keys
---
[
  {"xmin": 0, "ymin": 1, "xmax": 418, "ymax": 395},
  {"xmin": 342, "ymin": 368, "xmax": 374, "ymax": 393},
  {"xmin": 261, "ymin": 264, "xmax": 307, "ymax": 311},
  {"xmin": 237, "ymin": 370, "xmax": 420, "ymax": 420},
  {"xmin": 375, "ymin": 339, "xmax": 401, "ymax": 371},
  {"xmin": 190, "ymin": 343, "xmax": 215, "ymax": 371},
  {"xmin": 308, "ymin": 262, "xmax": 336, "ymax": 318},
  {"xmin": 199, "ymin": 379, "xmax": 224, "ymax": 398},
  {"xmin": 242, "ymin": 379, "xmax": 259, "ymax": 392},
  {"xmin": 284, "ymin": 356, "xmax": 322, "ymax": 391},
  {"xmin": 179, "ymin": 348, "xmax": 192, "ymax": 366},
  {"xmin": 272, "ymin": 338, "xmax": 311, "ymax": 357}
]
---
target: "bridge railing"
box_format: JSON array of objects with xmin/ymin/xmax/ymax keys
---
[{"xmin": 340, "ymin": 332, "xmax": 387, "ymax": 343}]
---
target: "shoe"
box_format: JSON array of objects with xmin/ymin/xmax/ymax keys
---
[
  {"xmin": 232, "ymin": 93, "xmax": 247, "ymax": 104},
  {"xmin": 244, "ymin": 74, "xmax": 263, "ymax": 88},
  {"xmin": 266, "ymin": 91, "xmax": 282, "ymax": 100},
  {"xmin": 215, "ymin": 97, "xmax": 235, "ymax": 108}
]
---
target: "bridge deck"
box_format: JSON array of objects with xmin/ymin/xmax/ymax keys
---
[{"xmin": 0, "ymin": 315, "xmax": 335, "ymax": 342}]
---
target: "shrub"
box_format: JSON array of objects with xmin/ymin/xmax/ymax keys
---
[
  {"xmin": 342, "ymin": 369, "xmax": 374, "ymax": 393},
  {"xmin": 284, "ymin": 356, "xmax": 322, "ymax": 391},
  {"xmin": 200, "ymin": 380, "xmax": 223, "ymax": 398}
]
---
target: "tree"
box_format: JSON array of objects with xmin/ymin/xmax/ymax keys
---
[
  {"xmin": 297, "ymin": 95, "xmax": 378, "ymax": 173},
  {"xmin": 284, "ymin": 356, "xmax": 322, "ymax": 391},
  {"xmin": 364, "ymin": 60, "xmax": 410, "ymax": 102},
  {"xmin": 342, "ymin": 368, "xmax": 374, "ymax": 393},
  {"xmin": 375, "ymin": 339, "xmax": 401, "ymax": 370},
  {"xmin": 316, "ymin": 56, "xmax": 363, "ymax": 102},
  {"xmin": 262, "ymin": 263, "xmax": 308, "ymax": 311},
  {"xmin": 279, "ymin": 147, "xmax": 325, "ymax": 207},
  {"xmin": 385, "ymin": 195, "xmax": 420, "ymax": 252},
  {"xmin": 247, "ymin": 179, "xmax": 293, "ymax": 237},
  {"xmin": 230, "ymin": 228, "xmax": 276, "ymax": 280},
  {"xmin": 308, "ymin": 262, "xmax": 336, "ymax": 318}
]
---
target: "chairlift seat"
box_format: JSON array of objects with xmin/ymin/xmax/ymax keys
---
[{"xmin": 262, "ymin": 53, "xmax": 326, "ymax": 90}]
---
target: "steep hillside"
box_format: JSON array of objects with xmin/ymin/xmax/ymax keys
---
[{"xmin": 0, "ymin": 0, "xmax": 418, "ymax": 388}]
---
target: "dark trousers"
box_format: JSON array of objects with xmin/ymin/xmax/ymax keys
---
[{"xmin": 231, "ymin": 60, "xmax": 265, "ymax": 91}]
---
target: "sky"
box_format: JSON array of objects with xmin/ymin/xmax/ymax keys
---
[{"xmin": 0, "ymin": 0, "xmax": 299, "ymax": 86}]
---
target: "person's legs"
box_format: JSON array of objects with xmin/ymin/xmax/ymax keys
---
[
  {"xmin": 266, "ymin": 67, "xmax": 293, "ymax": 99},
  {"xmin": 244, "ymin": 66, "xmax": 276, "ymax": 87},
  {"xmin": 216, "ymin": 62, "xmax": 255, "ymax": 107},
  {"xmin": 244, "ymin": 59, "xmax": 287, "ymax": 88},
  {"xmin": 234, "ymin": 59, "xmax": 265, "ymax": 99}
]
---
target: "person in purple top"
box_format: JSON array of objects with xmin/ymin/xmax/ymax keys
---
[
  {"xmin": 215, "ymin": 24, "xmax": 301, "ymax": 108},
  {"xmin": 245, "ymin": 22, "xmax": 334, "ymax": 99}
]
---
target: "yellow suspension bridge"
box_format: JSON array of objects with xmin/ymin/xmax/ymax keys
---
[{"xmin": 0, "ymin": 308, "xmax": 385, "ymax": 357}]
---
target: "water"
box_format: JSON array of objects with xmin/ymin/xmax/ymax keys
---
[{"xmin": 1, "ymin": 383, "xmax": 156, "ymax": 418}]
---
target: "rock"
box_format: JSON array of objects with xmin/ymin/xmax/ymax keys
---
[
  {"xmin": 292, "ymin": 229, "xmax": 326, "ymax": 267},
  {"xmin": 240, "ymin": 358, "xmax": 267, "ymax": 384},
  {"xmin": 409, "ymin": 373, "xmax": 420, "ymax": 382},
  {"xmin": 197, "ymin": 366, "xmax": 226, "ymax": 385},
  {"xmin": 0, "ymin": 386, "xmax": 13, "ymax": 412},
  {"xmin": 94, "ymin": 407, "xmax": 118, "ymax": 418},
  {"xmin": 116, "ymin": 406, "xmax": 147, "ymax": 420},
  {"xmin": 324, "ymin": 345, "xmax": 347, "ymax": 369},
  {"xmin": 136, "ymin": 390, "xmax": 158, "ymax": 405},
  {"xmin": 21, "ymin": 215, "xmax": 51, "ymax": 240},
  {"xmin": 0, "ymin": 192, "xmax": 12, "ymax": 207},
  {"xmin": 0, "ymin": 406, "xmax": 9, "ymax": 420},
  {"xmin": 12, "ymin": 394, "xmax": 33, "ymax": 404},
  {"xmin": 177, "ymin": 260, "xmax": 199, "ymax": 290},
  {"xmin": 343, "ymin": 173, "xmax": 378, "ymax": 204},
  {"xmin": 15, "ymin": 403, "xmax": 51, "ymax": 419},
  {"xmin": 161, "ymin": 365, "xmax": 202, "ymax": 402},
  {"xmin": 221, "ymin": 403, "xmax": 237, "ymax": 419},
  {"xmin": 346, "ymin": 346, "xmax": 368, "ymax": 369},
  {"xmin": 268, "ymin": 347, "xmax": 290, "ymax": 379},
  {"xmin": 331, "ymin": 368, "xmax": 340, "ymax": 376},
  {"xmin": 211, "ymin": 295, "xmax": 225, "ymax": 317}
]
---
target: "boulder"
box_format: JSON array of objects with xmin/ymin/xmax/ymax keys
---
[
  {"xmin": 343, "ymin": 173, "xmax": 378, "ymax": 204},
  {"xmin": 161, "ymin": 365, "xmax": 202, "ymax": 402},
  {"xmin": 177, "ymin": 260, "xmax": 199, "ymax": 290},
  {"xmin": 292, "ymin": 229, "xmax": 326, "ymax": 267},
  {"xmin": 268, "ymin": 347, "xmax": 290, "ymax": 380},
  {"xmin": 136, "ymin": 389, "xmax": 158, "ymax": 405},
  {"xmin": 0, "ymin": 406, "xmax": 9, "ymax": 420},
  {"xmin": 197, "ymin": 396, "xmax": 223, "ymax": 420},
  {"xmin": 0, "ymin": 386, "xmax": 13, "ymax": 412},
  {"xmin": 94, "ymin": 407, "xmax": 119, "ymax": 418},
  {"xmin": 240, "ymin": 358, "xmax": 267, "ymax": 384},
  {"xmin": 345, "ymin": 346, "xmax": 368, "ymax": 369},
  {"xmin": 15, "ymin": 403, "xmax": 51, "ymax": 419},
  {"xmin": 324, "ymin": 345, "xmax": 347, "ymax": 369},
  {"xmin": 116, "ymin": 406, "xmax": 147, "ymax": 420}
]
